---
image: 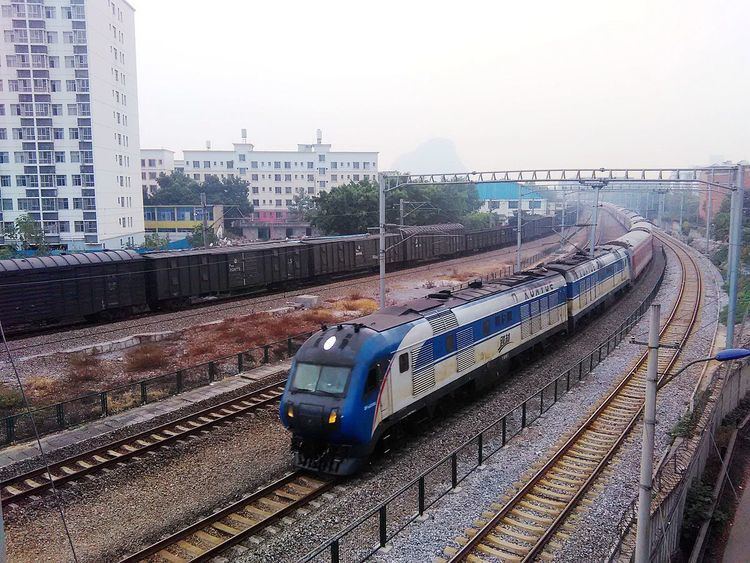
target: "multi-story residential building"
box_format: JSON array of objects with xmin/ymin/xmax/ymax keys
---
[
  {"xmin": 0, "ymin": 0, "xmax": 143, "ymax": 250},
  {"xmin": 180, "ymin": 130, "xmax": 378, "ymax": 223},
  {"xmin": 140, "ymin": 148, "xmax": 174, "ymax": 196}
]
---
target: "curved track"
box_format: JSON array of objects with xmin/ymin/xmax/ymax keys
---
[
  {"xmin": 1, "ymin": 374, "xmax": 288, "ymax": 507},
  {"xmin": 120, "ymin": 470, "xmax": 334, "ymax": 563},
  {"xmin": 443, "ymin": 233, "xmax": 702, "ymax": 562}
]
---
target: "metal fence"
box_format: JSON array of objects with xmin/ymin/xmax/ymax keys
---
[
  {"xmin": 607, "ymin": 326, "xmax": 750, "ymax": 562},
  {"xmin": 0, "ymin": 331, "xmax": 316, "ymax": 445},
  {"xmin": 302, "ymin": 250, "xmax": 667, "ymax": 563}
]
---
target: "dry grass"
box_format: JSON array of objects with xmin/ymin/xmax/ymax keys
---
[
  {"xmin": 124, "ymin": 344, "xmax": 169, "ymax": 373},
  {"xmin": 347, "ymin": 291, "xmax": 365, "ymax": 300},
  {"xmin": 67, "ymin": 352, "xmax": 100, "ymax": 370},
  {"xmin": 335, "ymin": 298, "xmax": 378, "ymax": 315},
  {"xmin": 445, "ymin": 268, "xmax": 480, "ymax": 281},
  {"xmin": 25, "ymin": 376, "xmax": 57, "ymax": 401},
  {"xmin": 108, "ymin": 390, "xmax": 140, "ymax": 413},
  {"xmin": 298, "ymin": 308, "xmax": 338, "ymax": 325},
  {"xmin": 187, "ymin": 342, "xmax": 214, "ymax": 357},
  {"xmin": 0, "ymin": 384, "xmax": 23, "ymax": 411}
]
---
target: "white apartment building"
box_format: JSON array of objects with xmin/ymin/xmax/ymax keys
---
[
  {"xmin": 140, "ymin": 147, "xmax": 173, "ymax": 195},
  {"xmin": 0, "ymin": 0, "xmax": 143, "ymax": 250},
  {"xmin": 175, "ymin": 131, "xmax": 378, "ymax": 220}
]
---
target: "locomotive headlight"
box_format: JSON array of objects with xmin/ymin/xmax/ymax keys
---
[
  {"xmin": 286, "ymin": 403, "xmax": 294, "ymax": 418},
  {"xmin": 328, "ymin": 408, "xmax": 339, "ymax": 424}
]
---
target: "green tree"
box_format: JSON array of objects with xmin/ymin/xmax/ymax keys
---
[
  {"xmin": 201, "ymin": 175, "xmax": 252, "ymax": 218},
  {"xmin": 0, "ymin": 246, "xmax": 15, "ymax": 260},
  {"xmin": 144, "ymin": 171, "xmax": 201, "ymax": 205},
  {"xmin": 186, "ymin": 225, "xmax": 219, "ymax": 248},
  {"xmin": 309, "ymin": 178, "xmax": 484, "ymax": 235},
  {"xmin": 7, "ymin": 215, "xmax": 49, "ymax": 254},
  {"xmin": 140, "ymin": 232, "xmax": 171, "ymax": 250},
  {"xmin": 288, "ymin": 194, "xmax": 315, "ymax": 221}
]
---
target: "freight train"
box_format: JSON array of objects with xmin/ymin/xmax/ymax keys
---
[
  {"xmin": 0, "ymin": 212, "xmax": 573, "ymax": 334},
  {"xmin": 279, "ymin": 206, "xmax": 654, "ymax": 475}
]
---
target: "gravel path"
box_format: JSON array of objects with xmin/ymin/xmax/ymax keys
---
[{"xmin": 2, "ymin": 215, "xmax": 628, "ymax": 563}]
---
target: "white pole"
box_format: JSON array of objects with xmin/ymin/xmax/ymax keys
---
[
  {"xmin": 635, "ymin": 303, "xmax": 661, "ymax": 563},
  {"xmin": 516, "ymin": 183, "xmax": 522, "ymax": 272},
  {"xmin": 378, "ymin": 174, "xmax": 387, "ymax": 309},
  {"xmin": 706, "ymin": 168, "xmax": 714, "ymax": 256},
  {"xmin": 560, "ymin": 191, "xmax": 566, "ymax": 249},
  {"xmin": 589, "ymin": 186, "xmax": 600, "ymax": 257},
  {"xmin": 726, "ymin": 165, "xmax": 744, "ymax": 347}
]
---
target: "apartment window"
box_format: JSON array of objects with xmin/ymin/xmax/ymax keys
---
[
  {"xmin": 239, "ymin": 154, "xmax": 246, "ymax": 162},
  {"xmin": 353, "ymin": 162, "xmax": 360, "ymax": 169},
  {"xmin": 74, "ymin": 221, "xmax": 84, "ymax": 233},
  {"xmin": 331, "ymin": 162, "xmax": 338, "ymax": 169},
  {"xmin": 275, "ymin": 187, "xmax": 282, "ymax": 194},
  {"xmin": 307, "ymin": 174, "xmax": 314, "ymax": 181},
  {"xmin": 251, "ymin": 161, "xmax": 258, "ymax": 169},
  {"xmin": 193, "ymin": 174, "xmax": 200, "ymax": 181},
  {"xmin": 44, "ymin": 6, "xmax": 56, "ymax": 18},
  {"xmin": 1, "ymin": 199, "xmax": 12, "ymax": 211},
  {"xmin": 274, "ymin": 174, "xmax": 281, "ymax": 182},
  {"xmin": 252, "ymin": 199, "xmax": 259, "ymax": 206},
  {"xmin": 285, "ymin": 187, "xmax": 292, "ymax": 194},
  {"xmin": 191, "ymin": 161, "xmax": 200, "ymax": 168},
  {"xmin": 284, "ymin": 161, "xmax": 291, "ymax": 169},
  {"xmin": 57, "ymin": 198, "xmax": 69, "ymax": 210},
  {"xmin": 307, "ymin": 187, "xmax": 315, "ymax": 194},
  {"xmin": 56, "ymin": 175, "xmax": 67, "ymax": 187},
  {"xmin": 284, "ymin": 174, "xmax": 292, "ymax": 181},
  {"xmin": 274, "ymin": 161, "xmax": 281, "ymax": 169},
  {"xmin": 319, "ymin": 181, "xmax": 327, "ymax": 188},
  {"xmin": 252, "ymin": 187, "xmax": 259, "ymax": 194},
  {"xmin": 148, "ymin": 159, "xmax": 156, "ymax": 167},
  {"xmin": 318, "ymin": 168, "xmax": 326, "ymax": 175},
  {"xmin": 275, "ymin": 199, "xmax": 282, "ymax": 207},
  {"xmin": 508, "ymin": 200, "xmax": 519, "ymax": 209},
  {"xmin": 227, "ymin": 160, "xmax": 234, "ymax": 169},
  {"xmin": 71, "ymin": 175, "xmax": 82, "ymax": 187},
  {"xmin": 203, "ymin": 161, "xmax": 211, "ymax": 169},
  {"xmin": 307, "ymin": 162, "xmax": 314, "ymax": 169},
  {"xmin": 18, "ymin": 199, "xmax": 41, "ymax": 211},
  {"xmin": 54, "ymin": 152, "xmax": 65, "ymax": 163},
  {"xmin": 331, "ymin": 174, "xmax": 338, "ymax": 181},
  {"xmin": 0, "ymin": 153, "xmax": 8, "ymax": 164},
  {"xmin": 251, "ymin": 174, "xmax": 258, "ymax": 181},
  {"xmin": 59, "ymin": 221, "xmax": 70, "ymax": 233}
]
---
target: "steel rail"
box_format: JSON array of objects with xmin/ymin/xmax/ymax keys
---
[
  {"xmin": 120, "ymin": 470, "xmax": 335, "ymax": 563},
  {"xmin": 1, "ymin": 373, "xmax": 289, "ymax": 506},
  {"xmin": 446, "ymin": 233, "xmax": 702, "ymax": 562}
]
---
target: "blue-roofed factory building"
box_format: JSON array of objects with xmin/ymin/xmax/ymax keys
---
[{"xmin": 476, "ymin": 182, "xmax": 558, "ymax": 221}]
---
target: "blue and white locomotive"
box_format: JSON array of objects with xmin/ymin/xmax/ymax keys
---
[{"xmin": 280, "ymin": 214, "xmax": 653, "ymax": 475}]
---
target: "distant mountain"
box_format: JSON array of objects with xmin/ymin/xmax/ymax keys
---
[{"xmin": 390, "ymin": 138, "xmax": 468, "ymax": 175}]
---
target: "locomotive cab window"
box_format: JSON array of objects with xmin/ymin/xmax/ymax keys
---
[
  {"xmin": 398, "ymin": 353, "xmax": 409, "ymax": 373},
  {"xmin": 291, "ymin": 363, "xmax": 350, "ymax": 395},
  {"xmin": 364, "ymin": 363, "xmax": 381, "ymax": 395}
]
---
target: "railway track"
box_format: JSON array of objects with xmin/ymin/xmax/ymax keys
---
[
  {"xmin": 1, "ymin": 373, "xmax": 289, "ymax": 507},
  {"xmin": 443, "ymin": 234, "xmax": 702, "ymax": 562},
  {"xmin": 121, "ymin": 470, "xmax": 334, "ymax": 563}
]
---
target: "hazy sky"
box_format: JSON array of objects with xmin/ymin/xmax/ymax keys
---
[{"xmin": 130, "ymin": 0, "xmax": 749, "ymax": 170}]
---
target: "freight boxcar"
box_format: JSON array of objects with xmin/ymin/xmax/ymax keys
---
[
  {"xmin": 398, "ymin": 224, "xmax": 465, "ymax": 262},
  {"xmin": 464, "ymin": 225, "xmax": 513, "ymax": 252},
  {"xmin": 303, "ymin": 236, "xmax": 377, "ymax": 277},
  {"xmin": 0, "ymin": 250, "xmax": 147, "ymax": 330},
  {"xmin": 143, "ymin": 249, "xmax": 228, "ymax": 305},
  {"xmin": 224, "ymin": 243, "xmax": 311, "ymax": 290}
]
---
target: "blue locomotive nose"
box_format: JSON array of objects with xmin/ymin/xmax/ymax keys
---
[{"xmin": 282, "ymin": 395, "xmax": 343, "ymax": 438}]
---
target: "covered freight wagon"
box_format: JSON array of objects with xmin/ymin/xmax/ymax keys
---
[{"xmin": 0, "ymin": 250, "xmax": 147, "ymax": 331}]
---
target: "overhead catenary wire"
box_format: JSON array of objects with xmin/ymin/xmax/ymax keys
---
[{"xmin": 0, "ymin": 319, "xmax": 79, "ymax": 562}]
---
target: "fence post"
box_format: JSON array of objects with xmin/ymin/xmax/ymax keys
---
[
  {"xmin": 263, "ymin": 345, "xmax": 270, "ymax": 364},
  {"xmin": 379, "ymin": 505, "xmax": 387, "ymax": 548},
  {"xmin": 540, "ymin": 389, "xmax": 544, "ymax": 414},
  {"xmin": 478, "ymin": 433, "xmax": 484, "ymax": 466},
  {"xmin": 451, "ymin": 453, "xmax": 458, "ymax": 489},
  {"xmin": 176, "ymin": 370, "xmax": 184, "ymax": 393},
  {"xmin": 6, "ymin": 416, "xmax": 15, "ymax": 444},
  {"xmin": 208, "ymin": 361, "xmax": 216, "ymax": 383},
  {"xmin": 554, "ymin": 378, "xmax": 558, "ymax": 403},
  {"xmin": 237, "ymin": 353, "xmax": 243, "ymax": 373},
  {"xmin": 521, "ymin": 402, "xmax": 527, "ymax": 428},
  {"xmin": 502, "ymin": 415, "xmax": 507, "ymax": 446},
  {"xmin": 56, "ymin": 403, "xmax": 65, "ymax": 428},
  {"xmin": 578, "ymin": 361, "xmax": 583, "ymax": 380},
  {"xmin": 566, "ymin": 369, "xmax": 571, "ymax": 392},
  {"xmin": 100, "ymin": 392, "xmax": 108, "ymax": 417},
  {"xmin": 287, "ymin": 337, "xmax": 293, "ymax": 357},
  {"xmin": 140, "ymin": 381, "xmax": 147, "ymax": 405},
  {"xmin": 418, "ymin": 476, "xmax": 425, "ymax": 516},
  {"xmin": 331, "ymin": 539, "xmax": 340, "ymax": 563}
]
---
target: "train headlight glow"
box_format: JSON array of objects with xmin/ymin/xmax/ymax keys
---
[
  {"xmin": 323, "ymin": 336, "xmax": 336, "ymax": 350},
  {"xmin": 328, "ymin": 409, "xmax": 338, "ymax": 424},
  {"xmin": 286, "ymin": 403, "xmax": 294, "ymax": 418}
]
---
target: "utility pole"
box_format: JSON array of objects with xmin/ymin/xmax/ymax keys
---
[
  {"xmin": 399, "ymin": 198, "xmax": 405, "ymax": 227},
  {"xmin": 678, "ymin": 191, "xmax": 684, "ymax": 239},
  {"xmin": 560, "ymin": 191, "xmax": 566, "ymax": 249},
  {"xmin": 706, "ymin": 169, "xmax": 713, "ymax": 255},
  {"xmin": 576, "ymin": 188, "xmax": 581, "ymax": 225},
  {"xmin": 726, "ymin": 164, "xmax": 745, "ymax": 347},
  {"xmin": 378, "ymin": 174, "xmax": 387, "ymax": 309},
  {"xmin": 589, "ymin": 185, "xmax": 601, "ymax": 257},
  {"xmin": 635, "ymin": 303, "xmax": 661, "ymax": 563},
  {"xmin": 516, "ymin": 183, "xmax": 522, "ymax": 272},
  {"xmin": 200, "ymin": 192, "xmax": 209, "ymax": 249}
]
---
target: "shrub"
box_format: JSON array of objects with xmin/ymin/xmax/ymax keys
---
[
  {"xmin": 124, "ymin": 344, "xmax": 169, "ymax": 373},
  {"xmin": 0, "ymin": 384, "xmax": 23, "ymax": 411},
  {"xmin": 25, "ymin": 376, "xmax": 57, "ymax": 401},
  {"xmin": 298, "ymin": 308, "xmax": 338, "ymax": 325},
  {"xmin": 187, "ymin": 342, "xmax": 213, "ymax": 358}
]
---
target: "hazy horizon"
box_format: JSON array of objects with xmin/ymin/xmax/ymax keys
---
[{"xmin": 130, "ymin": 0, "xmax": 749, "ymax": 171}]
